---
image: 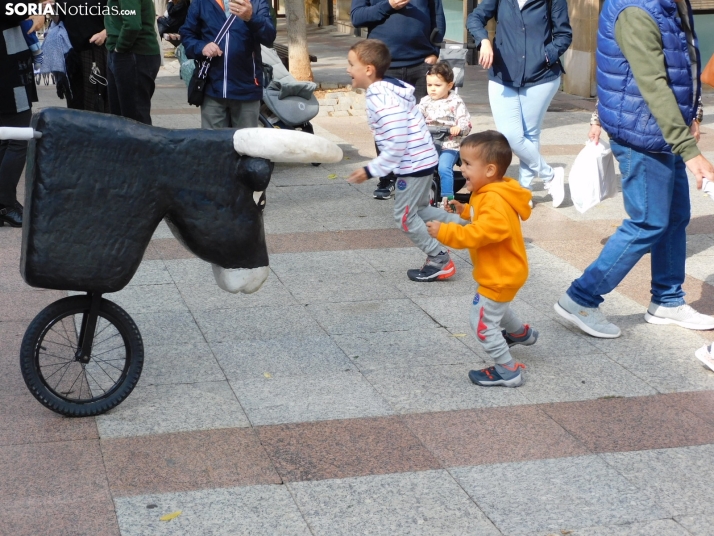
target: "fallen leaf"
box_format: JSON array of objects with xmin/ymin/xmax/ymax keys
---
[
  {"xmin": 160, "ymin": 511, "xmax": 182, "ymax": 522},
  {"xmin": 345, "ymin": 157, "xmax": 351, "ymax": 160},
  {"xmin": 451, "ymin": 333, "xmax": 467, "ymax": 337},
  {"xmin": 327, "ymin": 174, "xmax": 337, "ymax": 179},
  {"xmin": 264, "ymin": 372, "xmax": 272, "ymax": 378}
]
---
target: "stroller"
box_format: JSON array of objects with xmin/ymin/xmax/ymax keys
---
[
  {"xmin": 259, "ymin": 45, "xmax": 319, "ymax": 135},
  {"xmin": 428, "ymin": 37, "xmax": 476, "ymax": 207}
]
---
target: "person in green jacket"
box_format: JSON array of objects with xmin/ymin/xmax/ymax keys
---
[{"xmin": 105, "ymin": 0, "xmax": 161, "ymax": 124}]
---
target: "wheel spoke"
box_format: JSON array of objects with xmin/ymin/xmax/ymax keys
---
[
  {"xmin": 42, "ymin": 361, "xmax": 72, "ymax": 382},
  {"xmin": 92, "ymin": 344, "xmax": 126, "ymax": 358},
  {"xmin": 94, "ymin": 331, "xmax": 121, "ymax": 348}
]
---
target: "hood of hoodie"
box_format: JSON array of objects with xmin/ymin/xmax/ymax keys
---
[
  {"xmin": 477, "ymin": 177, "xmax": 532, "ymax": 221},
  {"xmin": 369, "ymin": 77, "xmax": 416, "ymax": 108}
]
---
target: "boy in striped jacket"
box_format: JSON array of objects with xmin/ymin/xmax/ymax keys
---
[{"xmin": 347, "ymin": 39, "xmax": 468, "ymax": 282}]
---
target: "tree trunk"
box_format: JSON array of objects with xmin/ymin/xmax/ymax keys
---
[{"xmin": 283, "ymin": 0, "xmax": 314, "ymax": 81}]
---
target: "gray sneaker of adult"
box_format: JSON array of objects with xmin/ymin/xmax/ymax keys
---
[
  {"xmin": 644, "ymin": 302, "xmax": 714, "ymax": 330},
  {"xmin": 554, "ymin": 293, "xmax": 622, "ymax": 338}
]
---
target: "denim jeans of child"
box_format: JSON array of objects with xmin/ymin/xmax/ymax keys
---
[
  {"xmin": 438, "ymin": 149, "xmax": 460, "ymax": 197},
  {"xmin": 567, "ymin": 139, "xmax": 690, "ymax": 308},
  {"xmin": 488, "ymin": 77, "xmax": 560, "ymax": 188}
]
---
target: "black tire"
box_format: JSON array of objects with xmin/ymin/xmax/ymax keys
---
[{"xmin": 20, "ymin": 296, "xmax": 144, "ymax": 417}]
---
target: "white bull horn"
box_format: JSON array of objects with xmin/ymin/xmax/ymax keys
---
[{"xmin": 233, "ymin": 128, "xmax": 342, "ymax": 164}]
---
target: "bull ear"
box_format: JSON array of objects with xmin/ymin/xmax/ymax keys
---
[{"xmin": 233, "ymin": 129, "xmax": 343, "ymax": 164}]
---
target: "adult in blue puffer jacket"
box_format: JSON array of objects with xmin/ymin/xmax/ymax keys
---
[
  {"xmin": 180, "ymin": 0, "xmax": 276, "ymax": 129},
  {"xmin": 555, "ymin": 0, "xmax": 714, "ymax": 340},
  {"xmin": 468, "ymin": 0, "xmax": 571, "ymax": 206}
]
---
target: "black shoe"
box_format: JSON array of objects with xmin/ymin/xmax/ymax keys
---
[
  {"xmin": 0, "ymin": 206, "xmax": 22, "ymax": 227},
  {"xmin": 14, "ymin": 201, "xmax": 23, "ymax": 212},
  {"xmin": 373, "ymin": 178, "xmax": 395, "ymax": 200}
]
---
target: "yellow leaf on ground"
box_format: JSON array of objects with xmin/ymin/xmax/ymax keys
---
[
  {"xmin": 327, "ymin": 174, "xmax": 337, "ymax": 179},
  {"xmin": 264, "ymin": 372, "xmax": 272, "ymax": 378},
  {"xmin": 451, "ymin": 334, "xmax": 467, "ymax": 337},
  {"xmin": 160, "ymin": 511, "xmax": 182, "ymax": 522}
]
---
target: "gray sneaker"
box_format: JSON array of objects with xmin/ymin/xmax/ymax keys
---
[{"xmin": 554, "ymin": 293, "xmax": 621, "ymax": 338}]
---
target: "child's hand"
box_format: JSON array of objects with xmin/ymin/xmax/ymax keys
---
[
  {"xmin": 347, "ymin": 168, "xmax": 368, "ymax": 184},
  {"xmin": 450, "ymin": 126, "xmax": 461, "ymax": 136},
  {"xmin": 426, "ymin": 220, "xmax": 441, "ymax": 238},
  {"xmin": 449, "ymin": 200, "xmax": 465, "ymax": 215}
]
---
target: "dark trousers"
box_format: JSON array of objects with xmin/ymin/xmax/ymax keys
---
[
  {"xmin": 385, "ymin": 62, "xmax": 430, "ymax": 101},
  {"xmin": 107, "ymin": 51, "xmax": 161, "ymax": 125},
  {"xmin": 0, "ymin": 109, "xmax": 32, "ymax": 207}
]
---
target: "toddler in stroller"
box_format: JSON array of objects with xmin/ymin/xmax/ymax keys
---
[{"xmin": 259, "ymin": 45, "xmax": 319, "ymax": 134}]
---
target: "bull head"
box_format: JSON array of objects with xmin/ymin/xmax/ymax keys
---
[{"xmin": 19, "ymin": 109, "xmax": 342, "ymax": 296}]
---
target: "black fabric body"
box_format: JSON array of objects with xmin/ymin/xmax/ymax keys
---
[{"xmin": 22, "ymin": 108, "xmax": 272, "ymax": 293}]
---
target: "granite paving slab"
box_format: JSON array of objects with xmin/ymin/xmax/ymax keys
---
[
  {"xmin": 211, "ymin": 334, "xmax": 355, "ymax": 381},
  {"xmin": 132, "ymin": 311, "xmax": 206, "ymax": 347},
  {"xmin": 163, "ymin": 258, "xmax": 217, "ymax": 286},
  {"xmin": 279, "ymin": 271, "xmax": 405, "ymax": 304},
  {"xmin": 179, "ymin": 278, "xmax": 298, "ymax": 311},
  {"xmin": 193, "ymin": 305, "xmax": 325, "ymax": 343},
  {"xmin": 333, "ymin": 327, "xmax": 485, "ymax": 371},
  {"xmin": 139, "ymin": 343, "xmax": 226, "ymax": 385},
  {"xmin": 675, "ymin": 514, "xmax": 714, "ymax": 535},
  {"xmin": 601, "ymin": 444, "xmax": 714, "ymax": 517},
  {"xmin": 288, "ymin": 470, "xmax": 501, "ymax": 536},
  {"xmin": 363, "ymin": 363, "xmax": 533, "ymax": 414},
  {"xmin": 230, "ymin": 370, "xmax": 393, "ymax": 426},
  {"xmin": 105, "ymin": 284, "xmax": 188, "ymax": 315},
  {"xmin": 452, "ymin": 455, "xmax": 666, "ymax": 535},
  {"xmin": 307, "ymin": 299, "xmax": 438, "ymax": 335},
  {"xmin": 549, "ymin": 519, "xmax": 690, "ymax": 536},
  {"xmin": 124, "ymin": 260, "xmax": 173, "ymax": 287},
  {"xmin": 96, "ymin": 381, "xmax": 250, "ymax": 439},
  {"xmin": 268, "ymin": 249, "xmax": 378, "ymax": 277},
  {"xmin": 114, "ymin": 485, "xmax": 311, "ymax": 536}
]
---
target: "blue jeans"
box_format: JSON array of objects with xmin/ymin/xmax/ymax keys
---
[
  {"xmin": 488, "ymin": 77, "xmax": 560, "ymax": 188},
  {"xmin": 567, "ymin": 140, "xmax": 690, "ymax": 308},
  {"xmin": 438, "ymin": 149, "xmax": 460, "ymax": 197}
]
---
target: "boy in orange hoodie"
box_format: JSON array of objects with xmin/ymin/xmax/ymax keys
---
[{"xmin": 426, "ymin": 131, "xmax": 537, "ymax": 387}]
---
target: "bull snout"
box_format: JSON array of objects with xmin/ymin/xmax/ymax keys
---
[
  {"xmin": 212, "ymin": 264, "xmax": 270, "ymax": 294},
  {"xmin": 233, "ymin": 129, "xmax": 343, "ymax": 164}
]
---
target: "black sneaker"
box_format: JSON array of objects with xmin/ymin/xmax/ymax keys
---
[
  {"xmin": 502, "ymin": 325, "xmax": 538, "ymax": 347},
  {"xmin": 407, "ymin": 251, "xmax": 455, "ymax": 282},
  {"xmin": 469, "ymin": 363, "xmax": 526, "ymax": 387},
  {"xmin": 373, "ymin": 177, "xmax": 395, "ymax": 199}
]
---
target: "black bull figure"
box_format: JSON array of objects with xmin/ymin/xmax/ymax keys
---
[
  {"xmin": 21, "ymin": 108, "xmax": 342, "ymax": 293},
  {"xmin": 3, "ymin": 108, "xmax": 341, "ymax": 417}
]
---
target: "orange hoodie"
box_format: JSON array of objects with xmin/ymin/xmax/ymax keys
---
[{"xmin": 437, "ymin": 177, "xmax": 532, "ymax": 302}]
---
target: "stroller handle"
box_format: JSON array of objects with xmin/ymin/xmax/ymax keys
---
[
  {"xmin": 429, "ymin": 28, "xmax": 478, "ymax": 49},
  {"xmin": 0, "ymin": 127, "xmax": 42, "ymax": 140}
]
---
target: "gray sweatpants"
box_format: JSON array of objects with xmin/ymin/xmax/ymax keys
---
[
  {"xmin": 393, "ymin": 175, "xmax": 468, "ymax": 256},
  {"xmin": 470, "ymin": 292, "xmax": 525, "ymax": 364}
]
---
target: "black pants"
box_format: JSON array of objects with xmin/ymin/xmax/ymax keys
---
[
  {"xmin": 385, "ymin": 62, "xmax": 430, "ymax": 101},
  {"xmin": 107, "ymin": 51, "xmax": 161, "ymax": 125},
  {"xmin": 0, "ymin": 109, "xmax": 32, "ymax": 208}
]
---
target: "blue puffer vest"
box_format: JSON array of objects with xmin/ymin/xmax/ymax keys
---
[{"xmin": 596, "ymin": 0, "xmax": 699, "ymax": 153}]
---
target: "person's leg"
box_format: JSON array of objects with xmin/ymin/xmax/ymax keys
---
[
  {"xmin": 133, "ymin": 53, "xmax": 161, "ymax": 125},
  {"xmin": 517, "ymin": 77, "xmax": 560, "ymax": 184},
  {"xmin": 201, "ymin": 95, "xmax": 231, "ymax": 129},
  {"xmin": 228, "ymin": 100, "xmax": 260, "ymax": 129},
  {"xmin": 650, "ymin": 155, "xmax": 689, "ymax": 307},
  {"xmin": 488, "ymin": 80, "xmax": 534, "ymax": 188},
  {"xmin": 0, "ymin": 110, "xmax": 32, "ymax": 226},
  {"xmin": 468, "ymin": 294, "xmax": 526, "ymax": 387},
  {"xmin": 403, "ymin": 62, "xmax": 429, "ymax": 101},
  {"xmin": 393, "ymin": 175, "xmax": 444, "ymax": 256},
  {"xmin": 105, "ymin": 51, "xmax": 122, "ymax": 117},
  {"xmin": 437, "ymin": 149, "xmax": 459, "ymax": 198},
  {"xmin": 557, "ymin": 141, "xmax": 678, "ymax": 337}
]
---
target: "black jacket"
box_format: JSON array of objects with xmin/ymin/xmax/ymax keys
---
[{"xmin": 467, "ymin": 0, "xmax": 572, "ymax": 87}]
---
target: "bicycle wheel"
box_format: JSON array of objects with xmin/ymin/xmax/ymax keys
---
[{"xmin": 20, "ymin": 295, "xmax": 144, "ymax": 417}]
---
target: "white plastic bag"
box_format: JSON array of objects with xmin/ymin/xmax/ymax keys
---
[{"xmin": 568, "ymin": 139, "xmax": 618, "ymax": 213}]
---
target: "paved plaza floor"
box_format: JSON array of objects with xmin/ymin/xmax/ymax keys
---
[{"xmin": 2, "ymin": 26, "xmax": 714, "ymax": 536}]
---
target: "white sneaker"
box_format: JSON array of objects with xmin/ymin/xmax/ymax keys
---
[
  {"xmin": 644, "ymin": 303, "xmax": 714, "ymax": 330},
  {"xmin": 544, "ymin": 167, "xmax": 565, "ymax": 208},
  {"xmin": 695, "ymin": 344, "xmax": 714, "ymax": 371}
]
